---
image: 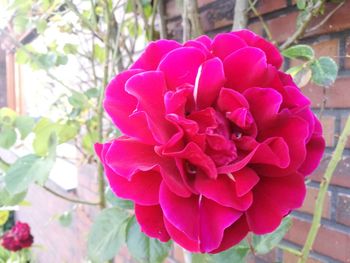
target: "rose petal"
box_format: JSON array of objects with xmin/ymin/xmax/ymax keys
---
[
  {"xmin": 199, "ymin": 197, "xmax": 242, "ymax": 252},
  {"xmin": 194, "ymin": 174, "xmax": 253, "ymax": 211},
  {"xmin": 244, "ymin": 87, "xmax": 283, "ymax": 128},
  {"xmin": 194, "ymin": 57, "xmax": 226, "ymax": 109},
  {"xmin": 246, "ymin": 172, "xmax": 305, "ymax": 234},
  {"xmin": 126, "ymin": 71, "xmax": 175, "ymax": 143},
  {"xmin": 233, "ymin": 167, "xmax": 260, "ymax": 197},
  {"xmin": 131, "ymin": 40, "xmax": 181, "ymax": 70},
  {"xmin": 217, "ymin": 88, "xmax": 249, "ymax": 113},
  {"xmin": 211, "ymin": 33, "xmax": 247, "ymax": 61},
  {"xmin": 135, "ymin": 204, "xmax": 170, "ymax": 242},
  {"xmin": 158, "ymin": 47, "xmax": 206, "ymax": 90}
]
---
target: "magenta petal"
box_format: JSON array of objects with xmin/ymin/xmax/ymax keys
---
[
  {"xmin": 194, "ymin": 35, "xmax": 212, "ymax": 50},
  {"xmin": 194, "ymin": 174, "xmax": 253, "ymax": 211},
  {"xmin": 217, "ymin": 88, "xmax": 249, "ymax": 113},
  {"xmin": 130, "ymin": 40, "xmax": 181, "ymax": 70},
  {"xmin": 194, "ymin": 57, "xmax": 226, "ymax": 109},
  {"xmin": 299, "ymin": 134, "xmax": 325, "ymax": 176},
  {"xmin": 233, "ymin": 168, "xmax": 260, "ymax": 197},
  {"xmin": 104, "ymin": 70, "xmax": 156, "ymax": 144},
  {"xmin": 108, "ymin": 170, "xmax": 162, "ymax": 205},
  {"xmin": 105, "ymin": 137, "xmax": 160, "ymax": 180},
  {"xmin": 199, "ymin": 197, "xmax": 242, "ymax": 252},
  {"xmin": 159, "ymin": 182, "xmax": 199, "ymax": 241},
  {"xmin": 210, "ymin": 216, "xmax": 249, "ymax": 254},
  {"xmin": 164, "ymin": 142, "xmax": 217, "ymax": 179},
  {"xmin": 163, "ymin": 217, "xmax": 200, "ymax": 252},
  {"xmin": 158, "ymin": 47, "xmax": 205, "ymax": 90},
  {"xmin": 246, "ymin": 172, "xmax": 306, "ymax": 234},
  {"xmin": 244, "ymin": 87, "xmax": 283, "ymax": 128},
  {"xmin": 211, "ymin": 33, "xmax": 247, "ymax": 61},
  {"xmin": 135, "ymin": 204, "xmax": 170, "ymax": 242},
  {"xmin": 126, "ymin": 71, "xmax": 175, "ymax": 143},
  {"xmin": 224, "ymin": 47, "xmax": 267, "ymax": 92},
  {"xmin": 232, "ymin": 30, "xmax": 283, "ymax": 68}
]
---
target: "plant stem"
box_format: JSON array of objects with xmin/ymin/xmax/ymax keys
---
[
  {"xmin": 280, "ymin": 0, "xmax": 325, "ymax": 50},
  {"xmin": 298, "ymin": 115, "xmax": 350, "ymax": 263},
  {"xmin": 277, "ymin": 244, "xmax": 302, "ymax": 257},
  {"xmin": 182, "ymin": 0, "xmax": 203, "ymax": 42},
  {"xmin": 232, "ymin": 0, "xmax": 249, "ymax": 30},
  {"xmin": 248, "ymin": 0, "xmax": 273, "ymax": 42},
  {"xmin": 42, "ymin": 186, "xmax": 100, "ymax": 206},
  {"xmin": 96, "ymin": 0, "xmax": 112, "ymax": 210}
]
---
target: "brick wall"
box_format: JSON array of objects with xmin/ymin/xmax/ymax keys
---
[{"xmin": 15, "ymin": 0, "xmax": 350, "ymax": 262}]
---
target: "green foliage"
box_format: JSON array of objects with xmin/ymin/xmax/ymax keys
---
[
  {"xmin": 282, "ymin": 45, "xmax": 315, "ymax": 60},
  {"xmin": 88, "ymin": 208, "xmax": 130, "ymax": 262},
  {"xmin": 105, "ymin": 188, "xmax": 134, "ymax": 209},
  {"xmin": 252, "ymin": 217, "xmax": 292, "ymax": 255},
  {"xmin": 0, "ymin": 187, "xmax": 27, "ymax": 207},
  {"xmin": 191, "ymin": 240, "xmax": 250, "ymax": 263},
  {"xmin": 310, "ymin": 57, "xmax": 338, "ymax": 87},
  {"xmin": 126, "ymin": 216, "xmax": 172, "ymax": 263},
  {"xmin": 15, "ymin": 116, "xmax": 35, "ymax": 139}
]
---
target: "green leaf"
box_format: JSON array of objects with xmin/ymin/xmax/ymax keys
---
[
  {"xmin": 5, "ymin": 154, "xmax": 55, "ymax": 194},
  {"xmin": 85, "ymin": 88, "xmax": 99, "ymax": 99},
  {"xmin": 15, "ymin": 48, "xmax": 31, "ymax": 64},
  {"xmin": 58, "ymin": 211, "xmax": 73, "ymax": 227},
  {"xmin": 282, "ymin": 45, "xmax": 315, "ymax": 60},
  {"xmin": 63, "ymin": 43, "xmax": 78, "ymax": 55},
  {"xmin": 0, "ymin": 187, "xmax": 27, "ymax": 207},
  {"xmin": 126, "ymin": 216, "xmax": 172, "ymax": 263},
  {"xmin": 58, "ymin": 123, "xmax": 78, "ymax": 143},
  {"xmin": 93, "ymin": 44, "xmax": 105, "ymax": 64},
  {"xmin": 105, "ymin": 188, "xmax": 134, "ymax": 209},
  {"xmin": 15, "ymin": 116, "xmax": 35, "ymax": 139},
  {"xmin": 192, "ymin": 240, "xmax": 250, "ymax": 263},
  {"xmin": 252, "ymin": 217, "xmax": 292, "ymax": 255},
  {"xmin": 0, "ymin": 211, "xmax": 9, "ymax": 226},
  {"xmin": 68, "ymin": 91, "xmax": 89, "ymax": 109},
  {"xmin": 296, "ymin": 0, "xmax": 306, "ymax": 9},
  {"xmin": 0, "ymin": 107, "xmax": 17, "ymax": 125},
  {"xmin": 310, "ymin": 56, "xmax": 338, "ymax": 87},
  {"xmin": 32, "ymin": 118, "xmax": 58, "ymax": 156},
  {"xmin": 36, "ymin": 20, "xmax": 47, "ymax": 34},
  {"xmin": 88, "ymin": 208, "xmax": 129, "ymax": 262},
  {"xmin": 0, "ymin": 127, "xmax": 17, "ymax": 149}
]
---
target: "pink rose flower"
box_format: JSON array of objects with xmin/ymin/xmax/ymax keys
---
[
  {"xmin": 95, "ymin": 30, "xmax": 325, "ymax": 253},
  {"xmin": 1, "ymin": 221, "xmax": 34, "ymax": 252}
]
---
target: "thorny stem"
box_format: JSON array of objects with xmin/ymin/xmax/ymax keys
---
[
  {"xmin": 298, "ymin": 115, "xmax": 350, "ymax": 263},
  {"xmin": 42, "ymin": 186, "xmax": 100, "ymax": 206},
  {"xmin": 277, "ymin": 244, "xmax": 302, "ymax": 257},
  {"xmin": 248, "ymin": 0, "xmax": 274, "ymax": 42}
]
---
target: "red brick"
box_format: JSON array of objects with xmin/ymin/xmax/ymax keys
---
[
  {"xmin": 284, "ymin": 251, "xmax": 324, "ymax": 263},
  {"xmin": 285, "ymin": 217, "xmax": 350, "ymax": 262},
  {"xmin": 247, "ymin": 22, "xmax": 264, "ymax": 36},
  {"xmin": 253, "ymin": 0, "xmax": 287, "ymax": 15},
  {"xmin": 305, "ymin": 1, "xmax": 350, "ymax": 38},
  {"xmin": 302, "ymin": 77, "xmax": 350, "ymax": 108},
  {"xmin": 320, "ymin": 115, "xmax": 335, "ymax": 147},
  {"xmin": 310, "ymin": 154, "xmax": 350, "ymax": 188},
  {"xmin": 267, "ymin": 12, "xmax": 298, "ymax": 43},
  {"xmin": 298, "ymin": 186, "xmax": 331, "ymax": 219},
  {"xmin": 345, "ymin": 36, "xmax": 350, "ymax": 69},
  {"xmin": 336, "ymin": 193, "xmax": 350, "ymax": 227}
]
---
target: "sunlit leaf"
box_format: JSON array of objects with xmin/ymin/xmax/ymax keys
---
[
  {"xmin": 310, "ymin": 57, "xmax": 338, "ymax": 87},
  {"xmin": 282, "ymin": 45, "xmax": 314, "ymax": 60}
]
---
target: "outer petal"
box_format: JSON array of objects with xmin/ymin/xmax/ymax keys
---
[
  {"xmin": 211, "ymin": 33, "xmax": 247, "ymax": 61},
  {"xmin": 105, "ymin": 137, "xmax": 160, "ymax": 180},
  {"xmin": 299, "ymin": 117, "xmax": 325, "ymax": 176},
  {"xmin": 194, "ymin": 57, "xmax": 226, "ymax": 109},
  {"xmin": 104, "ymin": 69, "xmax": 156, "ymax": 144},
  {"xmin": 233, "ymin": 167, "xmax": 260, "ymax": 197},
  {"xmin": 210, "ymin": 216, "xmax": 249, "ymax": 254},
  {"xmin": 246, "ymin": 172, "xmax": 306, "ymax": 234},
  {"xmin": 224, "ymin": 47, "xmax": 267, "ymax": 92},
  {"xmin": 158, "ymin": 47, "xmax": 206, "ymax": 90},
  {"xmin": 130, "ymin": 40, "xmax": 181, "ymax": 70},
  {"xmin": 199, "ymin": 197, "xmax": 242, "ymax": 252},
  {"xmin": 125, "ymin": 71, "xmax": 175, "ymax": 143},
  {"xmin": 135, "ymin": 204, "xmax": 170, "ymax": 242}
]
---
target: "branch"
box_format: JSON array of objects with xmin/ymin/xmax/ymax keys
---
[
  {"xmin": 298, "ymin": 115, "xmax": 350, "ymax": 263},
  {"xmin": 158, "ymin": 0, "xmax": 167, "ymax": 39},
  {"xmin": 43, "ymin": 186, "xmax": 100, "ymax": 206},
  {"xmin": 150, "ymin": 0, "xmax": 160, "ymax": 40},
  {"xmin": 248, "ymin": 0, "xmax": 273, "ymax": 42},
  {"xmin": 280, "ymin": 0, "xmax": 326, "ymax": 50},
  {"xmin": 306, "ymin": 1, "xmax": 345, "ymax": 33},
  {"xmin": 232, "ymin": 0, "xmax": 249, "ymax": 30},
  {"xmin": 182, "ymin": 0, "xmax": 203, "ymax": 42}
]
